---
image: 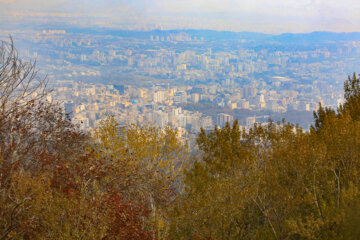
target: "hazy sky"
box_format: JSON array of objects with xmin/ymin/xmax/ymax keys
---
[{"xmin": 1, "ymin": 0, "xmax": 360, "ymax": 33}]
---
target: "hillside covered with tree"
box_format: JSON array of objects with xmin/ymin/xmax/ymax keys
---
[{"xmin": 2, "ymin": 39, "xmax": 360, "ymax": 239}]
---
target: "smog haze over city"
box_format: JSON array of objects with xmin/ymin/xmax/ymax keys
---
[{"xmin": 2, "ymin": 0, "xmax": 360, "ymax": 135}]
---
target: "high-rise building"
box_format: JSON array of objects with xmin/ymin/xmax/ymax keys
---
[
  {"xmin": 153, "ymin": 110, "xmax": 169, "ymax": 128},
  {"xmin": 241, "ymin": 86, "xmax": 257, "ymax": 98},
  {"xmin": 174, "ymin": 91, "xmax": 187, "ymax": 105},
  {"xmin": 153, "ymin": 90, "xmax": 165, "ymax": 103},
  {"xmin": 191, "ymin": 93, "xmax": 199, "ymax": 103},
  {"xmin": 201, "ymin": 116, "xmax": 213, "ymax": 130},
  {"xmin": 217, "ymin": 113, "xmax": 233, "ymax": 127},
  {"xmin": 246, "ymin": 116, "xmax": 256, "ymax": 127},
  {"xmin": 256, "ymin": 94, "xmax": 266, "ymax": 108}
]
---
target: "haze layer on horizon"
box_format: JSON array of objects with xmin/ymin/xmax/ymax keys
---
[{"xmin": 1, "ymin": 0, "xmax": 360, "ymax": 34}]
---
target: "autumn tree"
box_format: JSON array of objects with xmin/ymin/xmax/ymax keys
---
[
  {"xmin": 340, "ymin": 72, "xmax": 360, "ymax": 120},
  {"xmin": 169, "ymin": 121, "xmax": 265, "ymax": 239},
  {"xmin": 0, "ymin": 39, "xmax": 159, "ymax": 240},
  {"xmin": 0, "ymin": 37, "xmax": 92, "ymax": 239},
  {"xmin": 169, "ymin": 73, "xmax": 360, "ymax": 239},
  {"xmin": 90, "ymin": 116, "xmax": 189, "ymax": 239}
]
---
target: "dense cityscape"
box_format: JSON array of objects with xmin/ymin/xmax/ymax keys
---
[
  {"xmin": 3, "ymin": 0, "xmax": 360, "ymax": 238},
  {"xmin": 1, "ymin": 28, "xmax": 359, "ymax": 137}
]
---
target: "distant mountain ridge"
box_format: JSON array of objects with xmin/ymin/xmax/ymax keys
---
[
  {"xmin": 5, "ymin": 21, "xmax": 360, "ymax": 42},
  {"xmin": 64, "ymin": 28, "xmax": 360, "ymax": 42},
  {"xmin": 273, "ymin": 31, "xmax": 360, "ymax": 42}
]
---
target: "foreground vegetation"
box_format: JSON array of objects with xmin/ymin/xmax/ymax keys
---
[{"xmin": 2, "ymin": 40, "xmax": 360, "ymax": 239}]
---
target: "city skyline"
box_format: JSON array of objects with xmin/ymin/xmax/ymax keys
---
[
  {"xmin": 3, "ymin": 27, "xmax": 352, "ymax": 133},
  {"xmin": 1, "ymin": 0, "xmax": 360, "ymax": 33}
]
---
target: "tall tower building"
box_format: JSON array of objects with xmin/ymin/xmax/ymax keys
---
[
  {"xmin": 217, "ymin": 113, "xmax": 233, "ymax": 127},
  {"xmin": 174, "ymin": 91, "xmax": 187, "ymax": 105}
]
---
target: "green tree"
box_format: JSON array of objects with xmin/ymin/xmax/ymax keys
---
[
  {"xmin": 170, "ymin": 72, "xmax": 360, "ymax": 239},
  {"xmin": 340, "ymin": 72, "xmax": 360, "ymax": 120}
]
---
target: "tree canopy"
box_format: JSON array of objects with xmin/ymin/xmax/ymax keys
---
[
  {"xmin": 2, "ymin": 37, "xmax": 360, "ymax": 239},
  {"xmin": 169, "ymin": 73, "xmax": 360, "ymax": 240}
]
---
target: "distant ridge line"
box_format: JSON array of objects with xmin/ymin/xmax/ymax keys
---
[{"xmin": 64, "ymin": 28, "xmax": 360, "ymax": 42}]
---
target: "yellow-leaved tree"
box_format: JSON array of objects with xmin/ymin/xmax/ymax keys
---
[
  {"xmin": 169, "ymin": 73, "xmax": 360, "ymax": 240},
  {"xmin": 91, "ymin": 116, "xmax": 189, "ymax": 239}
]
